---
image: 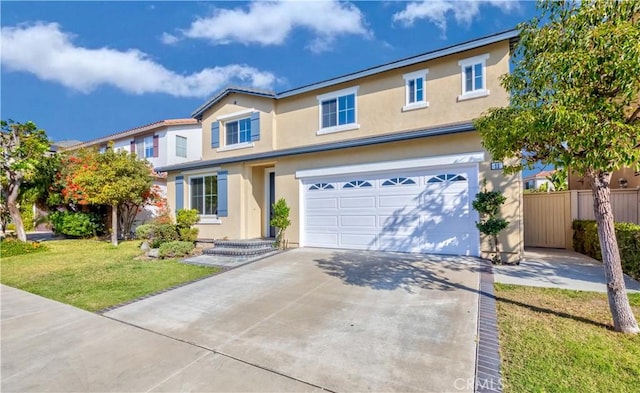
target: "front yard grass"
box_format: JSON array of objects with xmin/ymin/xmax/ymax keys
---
[
  {"xmin": 495, "ymin": 284, "xmax": 640, "ymax": 393},
  {"xmin": 0, "ymin": 239, "xmax": 218, "ymax": 312}
]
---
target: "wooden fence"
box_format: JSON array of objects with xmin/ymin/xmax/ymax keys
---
[{"xmin": 523, "ymin": 189, "xmax": 639, "ymax": 249}]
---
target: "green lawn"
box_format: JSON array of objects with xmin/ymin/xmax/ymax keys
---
[
  {"xmin": 495, "ymin": 284, "xmax": 640, "ymax": 393},
  {"xmin": 0, "ymin": 239, "xmax": 218, "ymax": 312}
]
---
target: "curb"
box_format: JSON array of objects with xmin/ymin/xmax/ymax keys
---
[{"xmin": 475, "ymin": 260, "xmax": 503, "ymax": 393}]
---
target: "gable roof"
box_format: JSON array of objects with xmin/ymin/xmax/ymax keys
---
[
  {"xmin": 523, "ymin": 170, "xmax": 555, "ymax": 182},
  {"xmin": 64, "ymin": 119, "xmax": 199, "ymax": 151},
  {"xmin": 192, "ymin": 29, "xmax": 519, "ymax": 120}
]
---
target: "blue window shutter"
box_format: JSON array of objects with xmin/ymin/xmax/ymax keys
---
[
  {"xmin": 217, "ymin": 171, "xmax": 228, "ymax": 217},
  {"xmin": 250, "ymin": 112, "xmax": 260, "ymax": 141},
  {"xmin": 175, "ymin": 176, "xmax": 184, "ymax": 211},
  {"xmin": 211, "ymin": 121, "xmax": 220, "ymax": 148}
]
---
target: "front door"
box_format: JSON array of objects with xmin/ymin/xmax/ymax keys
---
[{"xmin": 266, "ymin": 169, "xmax": 276, "ymax": 238}]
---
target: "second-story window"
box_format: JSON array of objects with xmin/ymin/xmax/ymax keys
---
[
  {"xmin": 144, "ymin": 136, "xmax": 154, "ymax": 158},
  {"xmin": 457, "ymin": 54, "xmax": 490, "ymax": 101},
  {"xmin": 402, "ymin": 69, "xmax": 429, "ymax": 111},
  {"xmin": 211, "ymin": 109, "xmax": 260, "ymax": 151},
  {"xmin": 226, "ymin": 118, "xmax": 252, "ymax": 145},
  {"xmin": 136, "ymin": 136, "xmax": 154, "ymax": 158},
  {"xmin": 176, "ymin": 135, "xmax": 187, "ymax": 158},
  {"xmin": 316, "ymin": 86, "xmax": 360, "ymax": 135}
]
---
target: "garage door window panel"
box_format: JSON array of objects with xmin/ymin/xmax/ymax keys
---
[
  {"xmin": 309, "ymin": 183, "xmax": 335, "ymax": 191},
  {"xmin": 343, "ymin": 180, "xmax": 372, "ymax": 189},
  {"xmin": 382, "ymin": 177, "xmax": 417, "ymax": 186}
]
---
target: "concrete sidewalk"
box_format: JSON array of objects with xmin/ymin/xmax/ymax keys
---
[
  {"xmin": 0, "ymin": 285, "xmax": 320, "ymax": 392},
  {"xmin": 493, "ymin": 248, "xmax": 640, "ymax": 293}
]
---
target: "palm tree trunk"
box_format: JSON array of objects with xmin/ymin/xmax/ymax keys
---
[{"xmin": 591, "ymin": 172, "xmax": 639, "ymax": 334}]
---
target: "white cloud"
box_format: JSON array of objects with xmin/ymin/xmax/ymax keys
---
[
  {"xmin": 174, "ymin": 0, "xmax": 371, "ymax": 53},
  {"xmin": 393, "ymin": 0, "xmax": 520, "ymax": 35},
  {"xmin": 160, "ymin": 32, "xmax": 180, "ymax": 45},
  {"xmin": 1, "ymin": 22, "xmax": 277, "ymax": 98}
]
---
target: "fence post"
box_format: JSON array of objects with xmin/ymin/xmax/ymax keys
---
[{"xmin": 565, "ymin": 190, "xmax": 579, "ymax": 250}]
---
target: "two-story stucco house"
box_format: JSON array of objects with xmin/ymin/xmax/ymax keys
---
[
  {"xmin": 66, "ymin": 119, "xmax": 202, "ymax": 221},
  {"xmin": 157, "ymin": 30, "xmax": 524, "ymax": 263}
]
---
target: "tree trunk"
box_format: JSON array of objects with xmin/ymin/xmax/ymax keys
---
[
  {"xmin": 4, "ymin": 180, "xmax": 26, "ymax": 242},
  {"xmin": 591, "ymin": 172, "xmax": 639, "ymax": 334},
  {"xmin": 111, "ymin": 204, "xmax": 118, "ymax": 246}
]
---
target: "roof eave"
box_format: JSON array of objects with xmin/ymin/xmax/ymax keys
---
[{"xmin": 155, "ymin": 122, "xmax": 476, "ymax": 173}]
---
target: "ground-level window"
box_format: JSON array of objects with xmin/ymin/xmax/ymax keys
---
[
  {"xmin": 176, "ymin": 135, "xmax": 187, "ymax": 158},
  {"xmin": 190, "ymin": 175, "xmax": 218, "ymax": 215}
]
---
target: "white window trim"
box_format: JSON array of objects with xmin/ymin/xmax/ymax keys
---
[
  {"xmin": 216, "ymin": 141, "xmax": 255, "ymax": 152},
  {"xmin": 317, "ymin": 123, "xmax": 360, "ymax": 135},
  {"xmin": 217, "ymin": 109, "xmax": 255, "ymax": 149},
  {"xmin": 457, "ymin": 54, "xmax": 490, "ymax": 101},
  {"xmin": 175, "ymin": 135, "xmax": 187, "ymax": 158},
  {"xmin": 216, "ymin": 108, "xmax": 255, "ymax": 122},
  {"xmin": 316, "ymin": 86, "xmax": 360, "ymax": 135},
  {"xmin": 187, "ymin": 173, "xmax": 221, "ymax": 224},
  {"xmin": 402, "ymin": 69, "xmax": 429, "ymax": 112}
]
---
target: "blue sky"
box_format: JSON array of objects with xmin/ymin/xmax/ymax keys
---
[{"xmin": 1, "ymin": 1, "xmax": 538, "ymax": 143}]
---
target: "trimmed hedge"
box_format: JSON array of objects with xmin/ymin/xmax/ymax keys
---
[
  {"xmin": 572, "ymin": 220, "xmax": 640, "ymax": 280},
  {"xmin": 135, "ymin": 223, "xmax": 179, "ymax": 248},
  {"xmin": 49, "ymin": 211, "xmax": 104, "ymax": 238},
  {"xmin": 159, "ymin": 241, "xmax": 194, "ymax": 258}
]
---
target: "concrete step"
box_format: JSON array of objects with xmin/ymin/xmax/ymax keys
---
[
  {"xmin": 202, "ymin": 246, "xmax": 276, "ymax": 256},
  {"xmin": 213, "ymin": 239, "xmax": 275, "ymax": 249}
]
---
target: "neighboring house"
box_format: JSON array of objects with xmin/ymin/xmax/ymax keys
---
[
  {"xmin": 569, "ymin": 168, "xmax": 640, "ymax": 190},
  {"xmin": 157, "ymin": 30, "xmax": 524, "ymax": 263},
  {"xmin": 523, "ymin": 170, "xmax": 555, "ymax": 191},
  {"xmin": 65, "ymin": 119, "xmax": 202, "ymax": 222}
]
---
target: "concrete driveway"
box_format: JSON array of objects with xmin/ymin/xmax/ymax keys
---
[{"xmin": 2, "ymin": 248, "xmax": 481, "ymax": 392}]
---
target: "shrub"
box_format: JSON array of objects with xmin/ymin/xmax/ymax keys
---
[
  {"xmin": 472, "ymin": 185, "xmax": 509, "ymax": 264},
  {"xmin": 0, "ymin": 238, "xmax": 47, "ymax": 257},
  {"xmin": 135, "ymin": 223, "xmax": 178, "ymax": 248},
  {"xmin": 270, "ymin": 198, "xmax": 291, "ymax": 249},
  {"xmin": 135, "ymin": 224, "xmax": 155, "ymax": 240},
  {"xmin": 49, "ymin": 211, "xmax": 104, "ymax": 238},
  {"xmin": 179, "ymin": 227, "xmax": 199, "ymax": 243},
  {"xmin": 159, "ymin": 241, "xmax": 194, "ymax": 258},
  {"xmin": 19, "ymin": 202, "xmax": 35, "ymax": 232},
  {"xmin": 573, "ymin": 220, "xmax": 640, "ymax": 280},
  {"xmin": 176, "ymin": 209, "xmax": 200, "ymax": 229}
]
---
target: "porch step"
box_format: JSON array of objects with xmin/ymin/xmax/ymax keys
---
[{"xmin": 201, "ymin": 238, "xmax": 277, "ymax": 256}]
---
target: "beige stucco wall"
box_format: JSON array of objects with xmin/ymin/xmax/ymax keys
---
[
  {"xmin": 196, "ymin": 41, "xmax": 510, "ymax": 160},
  {"xmin": 569, "ymin": 168, "xmax": 640, "ymax": 190},
  {"xmin": 169, "ymin": 131, "xmax": 523, "ymax": 262},
  {"xmin": 200, "ymin": 95, "xmax": 276, "ymax": 161},
  {"xmin": 273, "ymin": 41, "xmax": 510, "ymax": 150}
]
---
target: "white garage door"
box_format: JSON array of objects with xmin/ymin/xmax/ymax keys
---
[{"xmin": 302, "ymin": 166, "xmax": 479, "ymax": 256}]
